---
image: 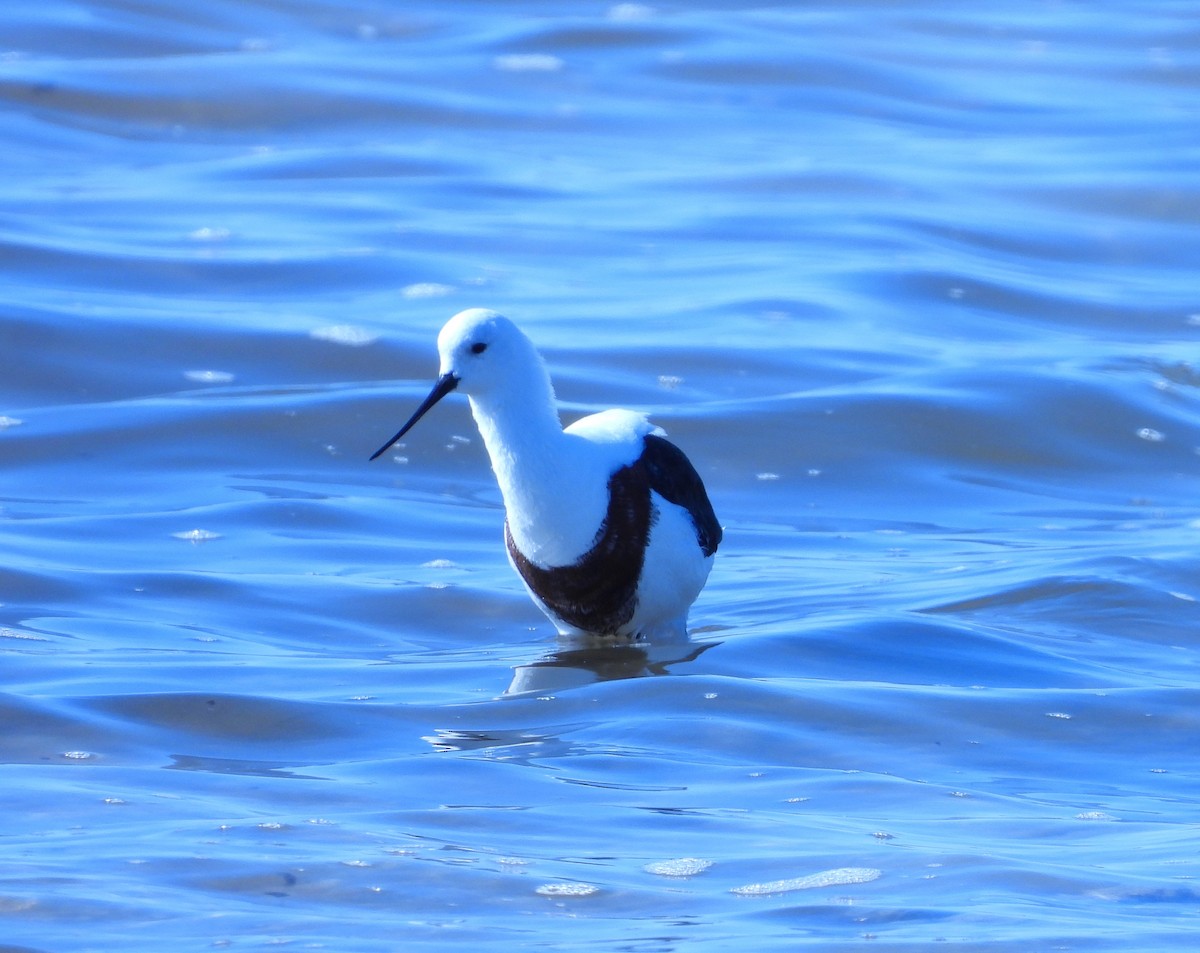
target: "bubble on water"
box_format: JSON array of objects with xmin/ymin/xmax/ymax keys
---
[
  {"xmin": 189, "ymin": 227, "xmax": 231, "ymax": 242},
  {"xmin": 310, "ymin": 324, "xmax": 378, "ymax": 346},
  {"xmin": 422, "ymin": 559, "xmax": 459, "ymax": 569},
  {"xmin": 608, "ymin": 3, "xmax": 655, "ymax": 20},
  {"xmin": 1045, "ymin": 712, "xmax": 1073, "ymax": 720},
  {"xmin": 1136, "ymin": 427, "xmax": 1165, "ymax": 442},
  {"xmin": 730, "ymin": 867, "xmax": 881, "ymax": 896},
  {"xmin": 0, "ymin": 415, "xmax": 23, "ymax": 428},
  {"xmin": 1076, "ymin": 811, "xmax": 1116, "ymax": 821},
  {"xmin": 1, "ymin": 627, "xmax": 48, "ymax": 641},
  {"xmin": 495, "ymin": 54, "xmax": 564, "ymax": 73},
  {"xmin": 62, "ymin": 751, "xmax": 96, "ymax": 761},
  {"xmin": 643, "ymin": 857, "xmax": 713, "ymax": 878},
  {"xmin": 402, "ymin": 282, "xmax": 455, "ymax": 298},
  {"xmin": 536, "ymin": 882, "xmax": 598, "ymax": 897},
  {"xmin": 173, "ymin": 529, "xmax": 222, "ymax": 542},
  {"xmin": 184, "ymin": 369, "xmax": 235, "ymax": 384},
  {"xmin": 756, "ymin": 472, "xmax": 780, "ymax": 481}
]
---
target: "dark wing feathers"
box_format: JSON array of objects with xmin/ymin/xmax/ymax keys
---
[
  {"xmin": 641, "ymin": 433, "xmax": 722, "ymax": 557},
  {"xmin": 506, "ymin": 456, "xmax": 651, "ymax": 636}
]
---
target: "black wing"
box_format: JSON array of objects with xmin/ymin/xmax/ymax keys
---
[{"xmin": 641, "ymin": 433, "xmax": 722, "ymax": 557}]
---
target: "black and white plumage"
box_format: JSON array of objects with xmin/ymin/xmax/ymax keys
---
[{"xmin": 371, "ymin": 309, "xmax": 721, "ymax": 640}]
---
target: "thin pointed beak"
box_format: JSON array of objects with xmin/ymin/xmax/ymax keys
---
[{"xmin": 369, "ymin": 372, "xmax": 459, "ymax": 461}]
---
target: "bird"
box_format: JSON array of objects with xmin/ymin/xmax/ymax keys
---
[{"xmin": 370, "ymin": 309, "xmax": 721, "ymax": 641}]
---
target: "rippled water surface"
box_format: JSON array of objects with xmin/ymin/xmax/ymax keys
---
[{"xmin": 3, "ymin": 1, "xmax": 1199, "ymax": 950}]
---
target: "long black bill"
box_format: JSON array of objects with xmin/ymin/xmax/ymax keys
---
[{"xmin": 369, "ymin": 372, "xmax": 459, "ymax": 461}]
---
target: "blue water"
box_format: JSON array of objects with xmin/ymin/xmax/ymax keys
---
[{"xmin": 3, "ymin": 1, "xmax": 1199, "ymax": 950}]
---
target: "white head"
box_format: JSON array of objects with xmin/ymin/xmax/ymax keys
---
[
  {"xmin": 435, "ymin": 308, "xmax": 547, "ymax": 399},
  {"xmin": 370, "ymin": 309, "xmax": 556, "ymax": 460}
]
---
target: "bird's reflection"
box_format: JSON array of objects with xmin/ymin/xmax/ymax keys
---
[
  {"xmin": 423, "ymin": 636, "xmax": 721, "ymax": 755},
  {"xmin": 504, "ymin": 636, "xmax": 718, "ymax": 696}
]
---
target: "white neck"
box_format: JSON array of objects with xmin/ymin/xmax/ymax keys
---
[{"xmin": 468, "ymin": 386, "xmax": 599, "ymax": 566}]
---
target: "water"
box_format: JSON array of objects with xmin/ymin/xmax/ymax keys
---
[{"xmin": 2, "ymin": 1, "xmax": 1199, "ymax": 949}]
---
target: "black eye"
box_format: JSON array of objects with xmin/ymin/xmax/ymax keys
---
[{"xmin": 470, "ymin": 342, "xmax": 487, "ymax": 354}]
